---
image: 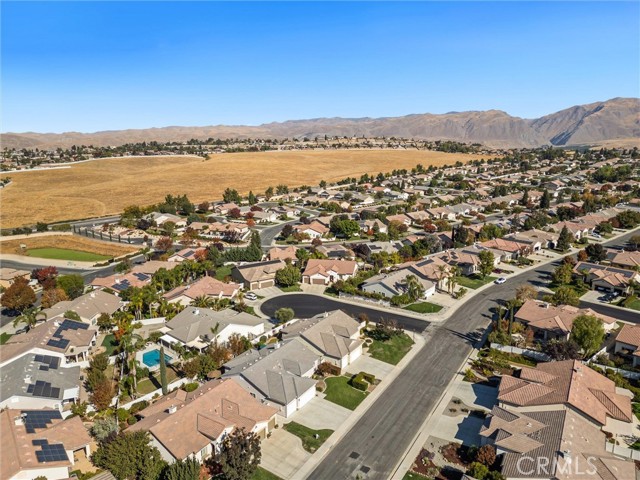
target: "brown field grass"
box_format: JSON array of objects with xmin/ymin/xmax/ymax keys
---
[
  {"xmin": 0, "ymin": 234, "xmax": 139, "ymax": 257},
  {"xmin": 0, "ymin": 149, "xmax": 487, "ymax": 228}
]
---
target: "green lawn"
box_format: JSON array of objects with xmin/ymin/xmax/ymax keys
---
[
  {"xmin": 0, "ymin": 333, "xmax": 12, "ymax": 345},
  {"xmin": 101, "ymin": 334, "xmax": 118, "ymax": 356},
  {"xmin": 368, "ymin": 333, "xmax": 414, "ymax": 365},
  {"xmin": 26, "ymin": 248, "xmax": 111, "ymax": 262},
  {"xmin": 403, "ymin": 301, "xmax": 442, "ymax": 314},
  {"xmin": 632, "ymin": 403, "xmax": 640, "ymax": 422},
  {"xmin": 622, "ymin": 298, "xmax": 640, "ymax": 311},
  {"xmin": 455, "ymin": 275, "xmax": 497, "ymax": 289},
  {"xmin": 135, "ymin": 367, "xmax": 180, "ymax": 395},
  {"xmin": 283, "ymin": 421, "xmax": 333, "ymax": 453},
  {"xmin": 324, "ymin": 376, "xmax": 368, "ymax": 410},
  {"xmin": 251, "ymin": 467, "xmax": 282, "ymax": 480},
  {"xmin": 279, "ymin": 285, "xmax": 302, "ymax": 292},
  {"xmin": 402, "ymin": 472, "xmax": 424, "ymax": 480},
  {"xmin": 214, "ymin": 265, "xmax": 233, "ymax": 281}
]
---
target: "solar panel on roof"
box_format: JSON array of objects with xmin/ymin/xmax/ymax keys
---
[
  {"xmin": 36, "ymin": 443, "xmax": 68, "ymax": 463},
  {"xmin": 46, "ymin": 338, "xmax": 69, "ymax": 349},
  {"xmin": 22, "ymin": 410, "xmax": 62, "ymax": 433},
  {"xmin": 133, "ymin": 272, "xmax": 148, "ymax": 281}
]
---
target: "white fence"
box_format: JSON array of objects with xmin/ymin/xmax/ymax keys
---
[
  {"xmin": 115, "ymin": 377, "xmax": 194, "ymax": 410},
  {"xmin": 606, "ymin": 442, "xmax": 640, "ymax": 460},
  {"xmin": 490, "ymin": 343, "xmax": 552, "ymax": 362},
  {"xmin": 338, "ymin": 292, "xmax": 391, "ymax": 307},
  {"xmin": 138, "ymin": 317, "xmax": 166, "ymax": 326},
  {"xmin": 587, "ymin": 363, "xmax": 640, "ymax": 380}
]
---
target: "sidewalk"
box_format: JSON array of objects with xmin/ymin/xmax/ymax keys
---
[{"xmin": 292, "ymin": 330, "xmax": 429, "ymax": 480}]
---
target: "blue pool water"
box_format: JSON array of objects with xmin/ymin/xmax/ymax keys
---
[{"xmin": 142, "ymin": 349, "xmax": 171, "ymax": 368}]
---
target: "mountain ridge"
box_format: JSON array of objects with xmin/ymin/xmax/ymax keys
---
[{"xmin": 3, "ymin": 97, "xmax": 638, "ymax": 150}]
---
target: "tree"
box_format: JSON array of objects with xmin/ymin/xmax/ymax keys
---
[
  {"xmin": 552, "ymin": 262, "xmax": 574, "ymax": 285},
  {"xmin": 275, "ymin": 264, "xmax": 301, "ymax": 287},
  {"xmin": 57, "ymin": 274, "xmax": 85, "ymax": 299},
  {"xmin": 577, "ymin": 249, "xmax": 588, "ymax": 262},
  {"xmin": 515, "ymin": 284, "xmax": 537, "ymax": 304},
  {"xmin": 228, "ymin": 333, "xmax": 251, "ymax": 356},
  {"xmin": 90, "ymin": 378, "xmax": 114, "ymax": 411},
  {"xmin": 281, "ymin": 224, "xmax": 294, "ymax": 239},
  {"xmin": 585, "ymin": 243, "xmax": 606, "ymax": 262},
  {"xmin": 476, "ymin": 445, "xmax": 496, "ymax": 467},
  {"xmin": 520, "ymin": 189, "xmax": 529, "ymax": 207},
  {"xmin": 36, "ymin": 222, "xmax": 48, "ymax": 232},
  {"xmin": 32, "ymin": 266, "xmax": 58, "ymax": 289},
  {"xmin": 1, "ymin": 277, "xmax": 36, "ymax": 312},
  {"xmin": 92, "ymin": 431, "xmax": 166, "ymax": 480},
  {"xmin": 571, "ymin": 314, "xmax": 605, "ymax": 357},
  {"xmin": 274, "ymin": 307, "xmax": 295, "ymax": 324},
  {"xmin": 247, "ymin": 191, "xmax": 257, "ymax": 205},
  {"xmin": 466, "ymin": 462, "xmax": 490, "ymax": 480},
  {"xmin": 264, "ymin": 186, "xmax": 274, "ymax": 200},
  {"xmin": 40, "ymin": 287, "xmax": 69, "ymax": 308},
  {"xmin": 223, "ymin": 188, "xmax": 242, "ymax": 204},
  {"xmin": 478, "ymin": 250, "xmax": 495, "ymax": 278},
  {"xmin": 159, "ymin": 346, "xmax": 168, "ymax": 395},
  {"xmin": 210, "ymin": 428, "xmax": 261, "ymax": 480},
  {"xmin": 549, "ymin": 286, "xmax": 580, "ymax": 306},
  {"xmin": 91, "ymin": 417, "xmax": 119, "ymax": 443},
  {"xmin": 155, "ymin": 236, "xmax": 174, "ymax": 252},
  {"xmin": 556, "ymin": 226, "xmax": 573, "ymax": 252},
  {"xmin": 13, "ymin": 306, "xmax": 46, "ymax": 330},
  {"xmin": 405, "ymin": 275, "xmax": 425, "ymax": 302},
  {"xmin": 545, "ymin": 339, "xmax": 582, "ymax": 360},
  {"xmin": 97, "ymin": 312, "xmax": 113, "ymax": 331},
  {"xmin": 114, "ymin": 258, "xmax": 133, "ymax": 274},
  {"xmin": 164, "ymin": 458, "xmax": 201, "ymax": 480}
]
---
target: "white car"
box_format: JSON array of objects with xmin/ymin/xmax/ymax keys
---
[
  {"xmin": 245, "ymin": 292, "xmax": 257, "ymax": 301},
  {"xmin": 495, "ymin": 277, "xmax": 507, "ymax": 285},
  {"xmin": 591, "ymin": 232, "xmax": 602, "ymax": 238}
]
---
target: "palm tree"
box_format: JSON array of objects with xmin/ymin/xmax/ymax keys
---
[
  {"xmin": 436, "ymin": 265, "xmax": 448, "ymax": 292},
  {"xmin": 119, "ymin": 331, "xmax": 143, "ymax": 395},
  {"xmin": 191, "ymin": 295, "xmax": 215, "ymax": 309},
  {"xmin": 447, "ymin": 266, "xmax": 460, "ymax": 296},
  {"xmin": 405, "ymin": 275, "xmax": 424, "ymax": 302},
  {"xmin": 13, "ymin": 306, "xmax": 46, "ymax": 330}
]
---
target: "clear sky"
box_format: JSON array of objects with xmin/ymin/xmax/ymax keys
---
[{"xmin": 2, "ymin": 1, "xmax": 639, "ymax": 133}]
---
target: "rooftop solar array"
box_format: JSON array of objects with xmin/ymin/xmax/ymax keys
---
[
  {"xmin": 133, "ymin": 272, "xmax": 150, "ymax": 281},
  {"xmin": 46, "ymin": 319, "xmax": 88, "ymax": 349},
  {"xmin": 26, "ymin": 380, "xmax": 61, "ymax": 399},
  {"xmin": 35, "ymin": 442, "xmax": 68, "ymax": 463},
  {"xmin": 21, "ymin": 410, "xmax": 62, "ymax": 433},
  {"xmin": 34, "ymin": 354, "xmax": 60, "ymax": 371},
  {"xmin": 113, "ymin": 280, "xmax": 131, "ymax": 291}
]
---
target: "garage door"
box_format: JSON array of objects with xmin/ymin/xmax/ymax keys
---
[
  {"xmin": 312, "ymin": 277, "xmax": 326, "ymax": 285},
  {"xmin": 259, "ymin": 280, "xmax": 274, "ymax": 288}
]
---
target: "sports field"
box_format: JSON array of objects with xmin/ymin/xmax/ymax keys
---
[
  {"xmin": 0, "ymin": 234, "xmax": 138, "ymax": 258},
  {"xmin": 0, "ymin": 149, "xmax": 487, "ymax": 228}
]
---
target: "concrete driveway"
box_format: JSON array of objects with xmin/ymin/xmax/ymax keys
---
[
  {"xmin": 429, "ymin": 412, "xmax": 486, "ymax": 446},
  {"xmin": 289, "ymin": 395, "xmax": 351, "ymax": 431},
  {"xmin": 345, "ymin": 354, "xmax": 395, "ymax": 380},
  {"xmin": 260, "ymin": 428, "xmax": 310, "ymax": 479},
  {"xmin": 453, "ymin": 382, "xmax": 498, "ymax": 410}
]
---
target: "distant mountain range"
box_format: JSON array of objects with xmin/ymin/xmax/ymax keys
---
[{"xmin": 3, "ymin": 97, "xmax": 638, "ymax": 150}]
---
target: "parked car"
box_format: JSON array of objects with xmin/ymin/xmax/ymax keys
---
[
  {"xmin": 591, "ymin": 232, "xmax": 602, "ymax": 239},
  {"xmin": 245, "ymin": 292, "xmax": 258, "ymax": 301},
  {"xmin": 495, "ymin": 277, "xmax": 507, "ymax": 285}
]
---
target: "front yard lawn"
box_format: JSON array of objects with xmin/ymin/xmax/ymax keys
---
[
  {"xmin": 620, "ymin": 297, "xmax": 640, "ymax": 311},
  {"xmin": 455, "ymin": 275, "xmax": 496, "ymax": 290},
  {"xmin": 101, "ymin": 334, "xmax": 118, "ymax": 356},
  {"xmin": 403, "ymin": 472, "xmax": 424, "ymax": 480},
  {"xmin": 283, "ymin": 421, "xmax": 333, "ymax": 453},
  {"xmin": 324, "ymin": 376, "xmax": 368, "ymax": 410},
  {"xmin": 251, "ymin": 467, "xmax": 282, "ymax": 480},
  {"xmin": 0, "ymin": 333, "xmax": 12, "ymax": 345},
  {"xmin": 403, "ymin": 301, "xmax": 442, "ymax": 314},
  {"xmin": 368, "ymin": 333, "xmax": 414, "ymax": 365}
]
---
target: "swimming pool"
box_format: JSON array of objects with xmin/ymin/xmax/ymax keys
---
[{"xmin": 142, "ymin": 349, "xmax": 171, "ymax": 368}]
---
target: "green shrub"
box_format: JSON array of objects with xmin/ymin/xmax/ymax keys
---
[
  {"xmin": 182, "ymin": 382, "xmax": 199, "ymax": 393},
  {"xmin": 361, "ymin": 372, "xmax": 375, "ymax": 384},
  {"xmin": 129, "ymin": 400, "xmax": 149, "ymax": 415},
  {"xmin": 116, "ymin": 408, "xmax": 130, "ymax": 422},
  {"xmin": 127, "ymin": 416, "xmax": 137, "ymax": 425},
  {"xmin": 390, "ymin": 294, "xmax": 411, "ymax": 307},
  {"xmin": 350, "ymin": 373, "xmax": 368, "ymax": 392}
]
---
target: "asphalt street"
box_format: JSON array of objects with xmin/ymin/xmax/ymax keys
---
[
  {"xmin": 305, "ymin": 229, "xmax": 639, "ymax": 480},
  {"xmin": 261, "ymin": 295, "xmax": 430, "ymax": 333}
]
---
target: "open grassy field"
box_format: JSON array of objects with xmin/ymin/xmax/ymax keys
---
[
  {"xmin": 0, "ymin": 150, "xmax": 487, "ymax": 228},
  {"xmin": 0, "ymin": 234, "xmax": 138, "ymax": 258}
]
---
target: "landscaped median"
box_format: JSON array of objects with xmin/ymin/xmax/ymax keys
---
[{"xmin": 283, "ymin": 421, "xmax": 334, "ymax": 453}]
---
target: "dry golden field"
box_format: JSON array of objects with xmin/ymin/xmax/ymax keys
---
[
  {"xmin": 0, "ymin": 234, "xmax": 138, "ymax": 257},
  {"xmin": 0, "ymin": 149, "xmax": 487, "ymax": 228}
]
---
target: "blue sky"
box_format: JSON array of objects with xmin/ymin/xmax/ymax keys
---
[{"xmin": 2, "ymin": 1, "xmax": 639, "ymax": 133}]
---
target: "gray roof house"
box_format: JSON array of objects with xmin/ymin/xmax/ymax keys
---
[
  {"xmin": 361, "ymin": 269, "xmax": 436, "ymax": 300},
  {"xmin": 222, "ymin": 338, "xmax": 321, "ymax": 417},
  {"xmin": 160, "ymin": 307, "xmax": 266, "ymax": 351},
  {"xmin": 42, "ymin": 290, "xmax": 123, "ymax": 326},
  {"xmin": 282, "ymin": 310, "xmax": 364, "ymax": 369}
]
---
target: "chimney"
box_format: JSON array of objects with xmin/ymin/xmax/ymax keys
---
[
  {"xmin": 14, "ymin": 414, "xmax": 26, "ymax": 426},
  {"xmin": 24, "ymin": 375, "xmax": 32, "ymax": 384},
  {"xmin": 167, "ymin": 405, "xmax": 177, "ymax": 414}
]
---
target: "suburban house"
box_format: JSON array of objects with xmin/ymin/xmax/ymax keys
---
[
  {"xmin": 128, "ymin": 379, "xmax": 277, "ymax": 463},
  {"xmin": 167, "ymin": 247, "xmax": 205, "ymax": 262},
  {"xmin": 213, "ymin": 202, "xmax": 239, "ymax": 215},
  {"xmin": 43, "ymin": 290, "xmax": 123, "ymax": 325},
  {"xmin": 480, "ymin": 238, "xmax": 531, "ymax": 260},
  {"xmin": 361, "ymin": 269, "xmax": 435, "ymax": 299},
  {"xmin": 91, "ymin": 271, "xmax": 153, "ymax": 292},
  {"xmin": 302, "ymin": 259, "xmax": 359, "ymax": 285},
  {"xmin": 399, "ymin": 256, "xmax": 451, "ymax": 291},
  {"xmin": 607, "ymin": 249, "xmax": 640, "ymax": 270},
  {"xmin": 222, "ymin": 338, "xmax": 321, "ymax": 417},
  {"xmin": 281, "ymin": 310, "xmax": 364, "ymax": 369},
  {"xmin": 573, "ymin": 262, "xmax": 640, "ymax": 294},
  {"xmin": 163, "ymin": 276, "xmax": 241, "ymax": 305},
  {"xmin": 202, "ymin": 222, "xmax": 250, "ymax": 241},
  {"xmin": 497, "ymin": 360, "xmax": 633, "ymax": 434},
  {"xmin": 514, "ymin": 299, "xmax": 617, "ymax": 342},
  {"xmin": 0, "ymin": 267, "xmax": 31, "ymax": 289},
  {"xmin": 159, "ymin": 307, "xmax": 265, "ymax": 351},
  {"xmin": 292, "ymin": 221, "xmax": 330, "ymax": 240},
  {"xmin": 510, "ymin": 229, "xmax": 559, "ymax": 251},
  {"xmin": 358, "ymin": 241, "xmax": 401, "ymax": 260},
  {"xmin": 316, "ymin": 244, "xmax": 355, "ymax": 259},
  {"xmin": 231, "ymin": 260, "xmax": 285, "ymax": 290},
  {"xmin": 146, "ymin": 212, "xmax": 186, "ymax": 228},
  {"xmin": 480, "ymin": 406, "xmax": 634, "ymax": 480},
  {"xmin": 359, "ymin": 219, "xmax": 387, "ymax": 234},
  {"xmin": 614, "ymin": 324, "xmax": 640, "ymax": 367},
  {"xmin": 1, "ymin": 408, "xmax": 93, "ymax": 480},
  {"xmin": 268, "ymin": 246, "xmax": 299, "ymax": 263}
]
